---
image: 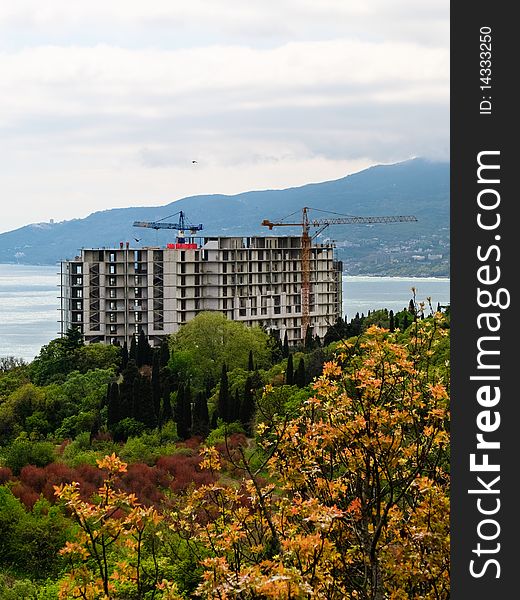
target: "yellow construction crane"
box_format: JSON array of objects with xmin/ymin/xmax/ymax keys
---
[{"xmin": 261, "ymin": 207, "xmax": 418, "ymax": 338}]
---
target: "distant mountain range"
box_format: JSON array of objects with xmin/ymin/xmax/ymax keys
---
[{"xmin": 0, "ymin": 158, "xmax": 449, "ymax": 276}]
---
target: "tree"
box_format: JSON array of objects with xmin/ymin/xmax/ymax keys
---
[
  {"xmin": 285, "ymin": 354, "xmax": 294, "ymax": 386},
  {"xmin": 133, "ymin": 374, "xmax": 156, "ymax": 429},
  {"xmin": 192, "ymin": 392, "xmax": 210, "ymax": 438},
  {"xmin": 159, "ymin": 338, "xmax": 170, "ymax": 367},
  {"xmin": 304, "ymin": 325, "xmax": 314, "ymax": 350},
  {"xmin": 247, "ymin": 349, "xmax": 255, "ymax": 372},
  {"xmin": 119, "ymin": 360, "xmax": 139, "ymax": 422},
  {"xmin": 282, "ymin": 331, "xmax": 289, "ymax": 358},
  {"xmin": 161, "ymin": 380, "xmax": 173, "ymax": 426},
  {"xmin": 129, "ymin": 335, "xmax": 137, "ymax": 362},
  {"xmin": 106, "ymin": 382, "xmax": 120, "ymax": 433},
  {"xmin": 389, "ymin": 309, "xmax": 395, "ymax": 332},
  {"xmin": 62, "ymin": 326, "xmax": 84, "ymax": 353},
  {"xmin": 152, "ymin": 352, "xmax": 162, "ymax": 425},
  {"xmin": 121, "ymin": 341, "xmax": 129, "ymax": 371},
  {"xmin": 175, "ymin": 385, "xmax": 191, "ymax": 440},
  {"xmin": 295, "ymin": 357, "xmax": 306, "ymax": 387},
  {"xmin": 216, "ymin": 363, "xmax": 230, "ymax": 423},
  {"xmin": 239, "ymin": 375, "xmax": 255, "ymax": 435},
  {"xmin": 169, "ymin": 312, "xmax": 271, "ymax": 386},
  {"xmin": 137, "ymin": 330, "xmax": 152, "ymax": 367}
]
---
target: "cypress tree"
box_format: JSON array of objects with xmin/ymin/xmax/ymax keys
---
[
  {"xmin": 192, "ymin": 392, "xmax": 210, "ymax": 438},
  {"xmin": 107, "ymin": 382, "xmax": 121, "ymax": 433},
  {"xmin": 248, "ymin": 349, "xmax": 254, "ymax": 372},
  {"xmin": 137, "ymin": 329, "xmax": 152, "ymax": 367},
  {"xmin": 151, "ymin": 352, "xmax": 162, "ymax": 425},
  {"xmin": 295, "ymin": 357, "xmax": 306, "ymax": 388},
  {"xmin": 159, "ymin": 338, "xmax": 170, "ymax": 367},
  {"xmin": 217, "ymin": 363, "xmax": 230, "ymax": 423},
  {"xmin": 282, "ymin": 330, "xmax": 289, "ymax": 358},
  {"xmin": 402, "ymin": 313, "xmax": 410, "ymax": 330},
  {"xmin": 175, "ymin": 385, "xmax": 190, "ymax": 440},
  {"xmin": 161, "ymin": 379, "xmax": 173, "ymax": 426},
  {"xmin": 129, "ymin": 335, "xmax": 137, "ymax": 362},
  {"xmin": 232, "ymin": 388, "xmax": 241, "ymax": 422},
  {"xmin": 389, "ymin": 310, "xmax": 395, "ymax": 333},
  {"xmin": 395, "ymin": 314, "xmax": 400, "ymax": 330},
  {"xmin": 285, "ymin": 354, "xmax": 294, "ymax": 386},
  {"xmin": 119, "ymin": 359, "xmax": 139, "ymax": 420},
  {"xmin": 133, "ymin": 375, "xmax": 156, "ymax": 428},
  {"xmin": 240, "ymin": 375, "xmax": 255, "ymax": 435},
  {"xmin": 121, "ymin": 341, "xmax": 129, "ymax": 371},
  {"xmin": 304, "ymin": 326, "xmax": 314, "ymax": 350}
]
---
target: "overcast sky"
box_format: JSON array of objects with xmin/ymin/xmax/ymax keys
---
[{"xmin": 0, "ymin": 0, "xmax": 449, "ymax": 233}]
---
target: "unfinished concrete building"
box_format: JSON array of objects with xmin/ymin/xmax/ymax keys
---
[{"xmin": 60, "ymin": 236, "xmax": 343, "ymax": 347}]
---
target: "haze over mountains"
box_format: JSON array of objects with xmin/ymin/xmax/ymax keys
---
[{"xmin": 0, "ymin": 158, "xmax": 449, "ymax": 276}]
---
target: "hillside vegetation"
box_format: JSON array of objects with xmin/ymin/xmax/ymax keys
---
[{"xmin": 0, "ymin": 301, "xmax": 450, "ymax": 599}]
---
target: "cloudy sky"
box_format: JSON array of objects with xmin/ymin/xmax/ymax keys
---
[{"xmin": 0, "ymin": 0, "xmax": 449, "ymax": 233}]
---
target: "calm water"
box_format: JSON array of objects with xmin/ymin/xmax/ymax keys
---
[{"xmin": 0, "ymin": 264, "xmax": 450, "ymax": 362}]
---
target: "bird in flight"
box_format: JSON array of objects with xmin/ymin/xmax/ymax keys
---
[
  {"xmin": 134, "ymin": 238, "xmax": 141, "ymax": 243},
  {"xmin": 192, "ymin": 160, "xmax": 198, "ymax": 164}
]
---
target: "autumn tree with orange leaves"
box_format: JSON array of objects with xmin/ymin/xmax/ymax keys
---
[{"xmin": 173, "ymin": 313, "xmax": 450, "ymax": 599}]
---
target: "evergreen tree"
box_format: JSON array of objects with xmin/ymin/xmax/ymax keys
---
[
  {"xmin": 402, "ymin": 313, "xmax": 410, "ymax": 330},
  {"xmin": 161, "ymin": 379, "xmax": 173, "ymax": 426},
  {"xmin": 389, "ymin": 310, "xmax": 395, "ymax": 333},
  {"xmin": 240, "ymin": 375, "xmax": 256, "ymax": 435},
  {"xmin": 282, "ymin": 331, "xmax": 289, "ymax": 358},
  {"xmin": 137, "ymin": 329, "xmax": 152, "ymax": 367},
  {"xmin": 232, "ymin": 388, "xmax": 241, "ymax": 422},
  {"xmin": 248, "ymin": 349, "xmax": 255, "ymax": 372},
  {"xmin": 121, "ymin": 341, "xmax": 129, "ymax": 371},
  {"xmin": 395, "ymin": 314, "xmax": 400, "ymax": 330},
  {"xmin": 119, "ymin": 360, "xmax": 139, "ymax": 420},
  {"xmin": 295, "ymin": 357, "xmax": 306, "ymax": 388},
  {"xmin": 217, "ymin": 363, "xmax": 230, "ymax": 423},
  {"xmin": 285, "ymin": 354, "xmax": 294, "ymax": 386},
  {"xmin": 304, "ymin": 326, "xmax": 314, "ymax": 350},
  {"xmin": 106, "ymin": 382, "xmax": 121, "ymax": 433},
  {"xmin": 175, "ymin": 384, "xmax": 190, "ymax": 440},
  {"xmin": 133, "ymin": 375, "xmax": 156, "ymax": 429},
  {"xmin": 62, "ymin": 326, "xmax": 84, "ymax": 353},
  {"xmin": 129, "ymin": 335, "xmax": 137, "ymax": 362},
  {"xmin": 192, "ymin": 392, "xmax": 210, "ymax": 438},
  {"xmin": 151, "ymin": 352, "xmax": 162, "ymax": 425},
  {"xmin": 159, "ymin": 338, "xmax": 170, "ymax": 367},
  {"xmin": 268, "ymin": 329, "xmax": 283, "ymax": 363}
]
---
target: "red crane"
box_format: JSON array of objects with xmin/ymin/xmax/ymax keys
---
[{"xmin": 261, "ymin": 207, "xmax": 418, "ymax": 338}]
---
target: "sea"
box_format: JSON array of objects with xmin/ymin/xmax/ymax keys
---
[{"xmin": 0, "ymin": 264, "xmax": 450, "ymax": 362}]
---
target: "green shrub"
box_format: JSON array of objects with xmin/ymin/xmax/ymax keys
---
[
  {"xmin": 3, "ymin": 439, "xmax": 55, "ymax": 475},
  {"xmin": 205, "ymin": 421, "xmax": 245, "ymax": 447}
]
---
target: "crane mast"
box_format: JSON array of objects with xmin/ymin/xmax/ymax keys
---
[{"xmin": 261, "ymin": 207, "xmax": 418, "ymax": 339}]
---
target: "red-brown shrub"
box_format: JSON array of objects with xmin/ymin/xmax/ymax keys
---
[
  {"xmin": 11, "ymin": 482, "xmax": 39, "ymax": 509},
  {"xmin": 156, "ymin": 453, "xmax": 216, "ymax": 493},
  {"xmin": 121, "ymin": 463, "xmax": 166, "ymax": 506},
  {"xmin": 19, "ymin": 465, "xmax": 47, "ymax": 493},
  {"xmin": 0, "ymin": 466, "xmax": 12, "ymax": 484}
]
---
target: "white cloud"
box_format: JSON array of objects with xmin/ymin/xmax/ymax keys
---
[{"xmin": 0, "ymin": 1, "xmax": 449, "ymax": 233}]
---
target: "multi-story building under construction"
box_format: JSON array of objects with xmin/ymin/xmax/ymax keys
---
[{"xmin": 60, "ymin": 236, "xmax": 343, "ymax": 347}]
